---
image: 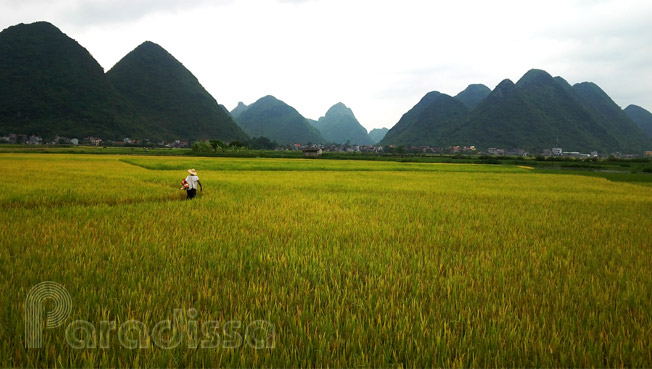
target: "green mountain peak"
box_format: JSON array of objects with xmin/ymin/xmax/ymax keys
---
[
  {"xmin": 624, "ymin": 105, "xmax": 652, "ymax": 138},
  {"xmin": 326, "ymin": 102, "xmax": 355, "ymax": 117},
  {"xmin": 106, "ymin": 41, "xmax": 248, "ymax": 141},
  {"xmin": 314, "ymin": 103, "xmax": 372, "ymax": 145},
  {"xmin": 0, "ymin": 21, "xmax": 145, "ymax": 139},
  {"xmin": 454, "ymin": 84, "xmax": 491, "ymax": 109},
  {"xmin": 380, "ymin": 92, "xmax": 469, "ymax": 146},
  {"xmin": 368, "ymin": 128, "xmax": 389, "ymax": 144},
  {"xmin": 491, "ymin": 79, "xmax": 516, "ymax": 97},
  {"xmin": 516, "ymin": 69, "xmax": 554, "ymax": 87},
  {"xmin": 381, "ymin": 69, "xmax": 651, "ymax": 152},
  {"xmin": 234, "ymin": 95, "xmax": 325, "ymax": 144},
  {"xmin": 230, "ymin": 102, "xmax": 249, "ymax": 119}
]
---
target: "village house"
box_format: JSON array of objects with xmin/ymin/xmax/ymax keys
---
[
  {"xmin": 173, "ymin": 140, "xmax": 188, "ymax": 148},
  {"xmin": 488, "ymin": 148, "xmax": 506, "ymax": 156},
  {"xmin": 506, "ymin": 148, "xmax": 528, "ymax": 156},
  {"xmin": 4, "ymin": 134, "xmax": 29, "ymax": 144},
  {"xmin": 563, "ymin": 151, "xmax": 585, "ymax": 158},
  {"xmin": 27, "ymin": 135, "xmax": 42, "ymax": 145},
  {"xmin": 83, "ymin": 137, "xmax": 103, "ymax": 146},
  {"xmin": 52, "ymin": 136, "xmax": 71, "ymax": 145},
  {"xmin": 303, "ymin": 147, "xmax": 322, "ymax": 157}
]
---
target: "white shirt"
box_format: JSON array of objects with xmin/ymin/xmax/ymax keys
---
[{"xmin": 185, "ymin": 175, "xmax": 199, "ymax": 190}]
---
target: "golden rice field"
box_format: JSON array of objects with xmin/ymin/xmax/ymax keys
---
[{"xmin": 1, "ymin": 153, "xmax": 651, "ymax": 367}]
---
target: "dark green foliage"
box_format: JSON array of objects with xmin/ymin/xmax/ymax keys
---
[
  {"xmin": 313, "ymin": 103, "xmax": 373, "ymax": 145},
  {"xmin": 106, "ymin": 41, "xmax": 248, "ymax": 142},
  {"xmin": 192, "ymin": 141, "xmax": 212, "ymax": 152},
  {"xmin": 382, "ymin": 69, "xmax": 652, "ymax": 153},
  {"xmin": 229, "ymin": 140, "xmax": 246, "ymax": 148},
  {"xmin": 368, "ymin": 128, "xmax": 388, "ymax": 144},
  {"xmin": 454, "ymin": 84, "xmax": 491, "ymax": 109},
  {"xmin": 624, "ymin": 105, "xmax": 652, "ymax": 138},
  {"xmin": 0, "ymin": 22, "xmax": 147, "ymax": 140},
  {"xmin": 209, "ymin": 139, "xmax": 224, "ymax": 151},
  {"xmin": 248, "ymin": 136, "xmax": 278, "ymax": 150},
  {"xmin": 234, "ymin": 95, "xmax": 325, "ymax": 144}
]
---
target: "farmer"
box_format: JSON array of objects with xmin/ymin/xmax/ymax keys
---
[{"xmin": 185, "ymin": 169, "xmax": 202, "ymax": 199}]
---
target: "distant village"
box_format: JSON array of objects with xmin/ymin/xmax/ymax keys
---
[
  {"xmin": 3, "ymin": 133, "xmax": 652, "ymax": 159},
  {"xmin": 294, "ymin": 143, "xmax": 652, "ymax": 159},
  {"xmin": 0, "ymin": 134, "xmax": 190, "ymax": 148}
]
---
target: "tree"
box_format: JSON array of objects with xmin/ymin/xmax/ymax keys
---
[
  {"xmin": 248, "ymin": 136, "xmax": 277, "ymax": 150},
  {"xmin": 209, "ymin": 139, "xmax": 224, "ymax": 152},
  {"xmin": 192, "ymin": 141, "xmax": 212, "ymax": 152},
  {"xmin": 229, "ymin": 141, "xmax": 245, "ymax": 150}
]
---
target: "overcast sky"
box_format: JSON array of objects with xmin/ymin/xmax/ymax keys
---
[{"xmin": 2, "ymin": 0, "xmax": 652, "ymax": 131}]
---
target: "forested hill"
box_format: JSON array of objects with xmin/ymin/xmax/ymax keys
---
[
  {"xmin": 312, "ymin": 103, "xmax": 373, "ymax": 145},
  {"xmin": 381, "ymin": 69, "xmax": 652, "ymax": 153},
  {"xmin": 234, "ymin": 95, "xmax": 325, "ymax": 144},
  {"xmin": 107, "ymin": 41, "xmax": 248, "ymax": 142},
  {"xmin": 0, "ymin": 22, "xmax": 146, "ymax": 140}
]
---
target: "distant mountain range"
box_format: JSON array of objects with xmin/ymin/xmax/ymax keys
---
[
  {"xmin": 381, "ymin": 69, "xmax": 652, "ymax": 153},
  {"xmin": 233, "ymin": 95, "xmax": 325, "ymax": 145},
  {"xmin": 0, "ymin": 22, "xmax": 247, "ymax": 142},
  {"xmin": 1, "ymin": 22, "xmax": 651, "ymax": 152},
  {"xmin": 233, "ymin": 100, "xmax": 379, "ymax": 146},
  {"xmin": 230, "ymin": 102, "xmax": 249, "ymax": 120},
  {"xmin": 0, "ymin": 22, "xmax": 143, "ymax": 140},
  {"xmin": 312, "ymin": 103, "xmax": 373, "ymax": 145},
  {"xmin": 368, "ymin": 128, "xmax": 388, "ymax": 144}
]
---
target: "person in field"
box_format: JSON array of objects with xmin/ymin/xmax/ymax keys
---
[{"xmin": 185, "ymin": 169, "xmax": 202, "ymax": 199}]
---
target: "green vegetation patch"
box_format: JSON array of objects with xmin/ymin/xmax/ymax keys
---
[
  {"xmin": 120, "ymin": 156, "xmax": 531, "ymax": 172},
  {"xmin": 1, "ymin": 154, "xmax": 651, "ymax": 367}
]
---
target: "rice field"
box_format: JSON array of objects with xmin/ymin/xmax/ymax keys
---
[{"xmin": 1, "ymin": 153, "xmax": 651, "ymax": 367}]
